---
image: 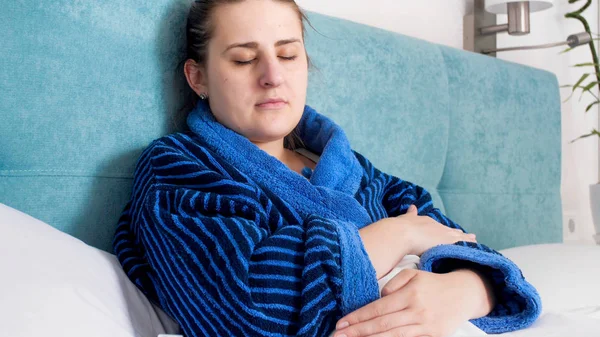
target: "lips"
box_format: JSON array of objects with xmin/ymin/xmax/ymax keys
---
[{"xmin": 256, "ymin": 98, "xmax": 288, "ymax": 109}]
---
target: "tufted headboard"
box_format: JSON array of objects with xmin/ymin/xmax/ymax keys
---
[{"xmin": 0, "ymin": 2, "xmax": 561, "ymax": 252}]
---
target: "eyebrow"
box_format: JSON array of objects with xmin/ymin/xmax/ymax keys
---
[{"xmin": 222, "ymin": 38, "xmax": 302, "ymax": 54}]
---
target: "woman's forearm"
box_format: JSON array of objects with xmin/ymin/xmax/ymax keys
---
[
  {"xmin": 359, "ymin": 220, "xmax": 410, "ymax": 279},
  {"xmin": 449, "ymin": 269, "xmax": 496, "ymax": 319}
]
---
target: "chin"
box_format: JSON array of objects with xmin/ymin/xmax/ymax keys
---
[{"xmin": 248, "ymin": 127, "xmax": 296, "ymax": 143}]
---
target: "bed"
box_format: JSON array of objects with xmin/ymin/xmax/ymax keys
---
[{"xmin": 1, "ymin": 1, "xmax": 599, "ymax": 336}]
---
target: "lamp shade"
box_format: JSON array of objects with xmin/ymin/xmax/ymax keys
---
[{"xmin": 485, "ymin": 0, "xmax": 554, "ymax": 14}]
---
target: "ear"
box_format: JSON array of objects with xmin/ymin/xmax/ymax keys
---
[{"xmin": 184, "ymin": 59, "xmax": 208, "ymax": 96}]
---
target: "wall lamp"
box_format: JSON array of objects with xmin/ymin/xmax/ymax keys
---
[{"xmin": 464, "ymin": 0, "xmax": 591, "ymax": 56}]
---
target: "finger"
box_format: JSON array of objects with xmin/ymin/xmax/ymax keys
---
[
  {"xmin": 451, "ymin": 229, "xmax": 464, "ymax": 236},
  {"xmin": 464, "ymin": 234, "xmax": 478, "ymax": 243},
  {"xmin": 451, "ymin": 229, "xmax": 475, "ymax": 238},
  {"xmin": 368, "ymin": 324, "xmax": 427, "ymax": 337},
  {"xmin": 448, "ymin": 232, "xmax": 477, "ymax": 245},
  {"xmin": 333, "ymin": 310, "xmax": 421, "ymax": 337},
  {"xmin": 336, "ymin": 286, "xmax": 412, "ymax": 329},
  {"xmin": 381, "ymin": 269, "xmax": 418, "ymax": 296},
  {"xmin": 407, "ymin": 205, "xmax": 418, "ymax": 214}
]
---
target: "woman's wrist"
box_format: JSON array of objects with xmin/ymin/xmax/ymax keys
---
[
  {"xmin": 448, "ymin": 269, "xmax": 496, "ymax": 319},
  {"xmin": 359, "ymin": 219, "xmax": 412, "ymax": 279}
]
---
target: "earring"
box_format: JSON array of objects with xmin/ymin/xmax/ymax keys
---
[{"xmin": 199, "ymin": 93, "xmax": 208, "ymax": 100}]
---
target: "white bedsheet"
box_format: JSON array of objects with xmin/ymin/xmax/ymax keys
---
[
  {"xmin": 5, "ymin": 202, "xmax": 599, "ymax": 337},
  {"xmin": 163, "ymin": 252, "xmax": 600, "ymax": 337},
  {"xmin": 364, "ymin": 255, "xmax": 600, "ymax": 337},
  {"xmin": 495, "ymin": 306, "xmax": 600, "ymax": 337}
]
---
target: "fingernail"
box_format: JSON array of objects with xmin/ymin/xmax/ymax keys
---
[
  {"xmin": 335, "ymin": 334, "xmax": 347, "ymax": 337},
  {"xmin": 336, "ymin": 321, "xmax": 349, "ymax": 329}
]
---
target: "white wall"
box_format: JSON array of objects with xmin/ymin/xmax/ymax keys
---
[
  {"xmin": 296, "ymin": 0, "xmax": 470, "ymax": 49},
  {"xmin": 495, "ymin": 3, "xmax": 599, "ymax": 244},
  {"xmin": 295, "ymin": 0, "xmax": 599, "ymax": 245}
]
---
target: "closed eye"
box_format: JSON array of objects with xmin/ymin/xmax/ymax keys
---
[
  {"xmin": 234, "ymin": 56, "xmax": 297, "ymax": 65},
  {"xmin": 234, "ymin": 59, "xmax": 256, "ymax": 65}
]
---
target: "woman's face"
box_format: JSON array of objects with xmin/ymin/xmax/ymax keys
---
[{"xmin": 199, "ymin": 0, "xmax": 308, "ymax": 144}]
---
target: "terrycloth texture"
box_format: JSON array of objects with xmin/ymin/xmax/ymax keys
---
[
  {"xmin": 420, "ymin": 244, "xmax": 542, "ymax": 333},
  {"xmin": 114, "ymin": 101, "xmax": 542, "ymax": 336}
]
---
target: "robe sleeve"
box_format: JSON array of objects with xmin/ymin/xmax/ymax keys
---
[
  {"xmin": 115, "ymin": 139, "xmax": 379, "ymax": 337},
  {"xmin": 357, "ymin": 153, "xmax": 542, "ymax": 334}
]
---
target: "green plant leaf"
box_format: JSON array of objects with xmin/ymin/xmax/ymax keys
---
[
  {"xmin": 572, "ymin": 73, "xmax": 590, "ymax": 92},
  {"xmin": 571, "ymin": 129, "xmax": 600, "ymax": 143},
  {"xmin": 560, "ymin": 47, "xmax": 574, "ymax": 54},
  {"xmin": 564, "ymin": 83, "xmax": 582, "ymax": 102},
  {"xmin": 574, "ymin": 62, "xmax": 600, "ymax": 67},
  {"xmin": 563, "ymin": 84, "xmax": 600, "ymax": 101},
  {"xmin": 578, "ymin": 81, "xmax": 600, "ymax": 101},
  {"xmin": 585, "ymin": 100, "xmax": 600, "ymax": 112},
  {"xmin": 582, "ymin": 81, "xmax": 598, "ymax": 91},
  {"xmin": 579, "ymin": 82, "xmax": 598, "ymax": 102}
]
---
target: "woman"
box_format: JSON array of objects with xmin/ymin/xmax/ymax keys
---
[{"xmin": 113, "ymin": 1, "xmax": 541, "ymax": 336}]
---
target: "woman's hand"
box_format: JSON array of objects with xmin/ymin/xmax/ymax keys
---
[
  {"xmin": 333, "ymin": 269, "xmax": 489, "ymax": 337},
  {"xmin": 398, "ymin": 205, "xmax": 477, "ymax": 256},
  {"xmin": 360, "ymin": 205, "xmax": 477, "ymax": 279}
]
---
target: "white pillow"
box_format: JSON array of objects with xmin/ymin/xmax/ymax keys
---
[
  {"xmin": 0, "ymin": 203, "xmax": 180, "ymax": 337},
  {"xmin": 499, "ymin": 243, "xmax": 600, "ymax": 314}
]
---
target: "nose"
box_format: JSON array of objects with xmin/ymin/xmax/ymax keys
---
[{"xmin": 259, "ymin": 57, "xmax": 284, "ymax": 88}]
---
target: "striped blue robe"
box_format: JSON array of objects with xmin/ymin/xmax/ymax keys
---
[{"xmin": 113, "ymin": 101, "xmax": 541, "ymax": 337}]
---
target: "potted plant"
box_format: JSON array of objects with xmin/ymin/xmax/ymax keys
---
[{"xmin": 563, "ymin": 0, "xmax": 600, "ymax": 243}]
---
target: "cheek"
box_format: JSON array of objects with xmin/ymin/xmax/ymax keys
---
[
  {"xmin": 218, "ymin": 70, "xmax": 248, "ymax": 93},
  {"xmin": 293, "ymin": 58, "xmax": 309, "ymax": 86},
  {"xmin": 290, "ymin": 68, "xmax": 308, "ymax": 99},
  {"xmin": 210, "ymin": 62, "xmax": 236, "ymax": 89},
  {"xmin": 212, "ymin": 69, "xmax": 249, "ymax": 103}
]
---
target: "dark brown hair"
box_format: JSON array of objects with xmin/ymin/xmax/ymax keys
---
[{"xmin": 185, "ymin": 0, "xmax": 311, "ymax": 149}]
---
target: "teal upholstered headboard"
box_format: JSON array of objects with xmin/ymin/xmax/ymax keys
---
[{"xmin": 0, "ymin": 2, "xmax": 561, "ymax": 252}]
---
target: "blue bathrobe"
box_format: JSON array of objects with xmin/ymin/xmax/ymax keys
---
[{"xmin": 113, "ymin": 100, "xmax": 541, "ymax": 337}]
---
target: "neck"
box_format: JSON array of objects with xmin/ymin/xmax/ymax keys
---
[{"xmin": 252, "ymin": 138, "xmax": 288, "ymax": 162}]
